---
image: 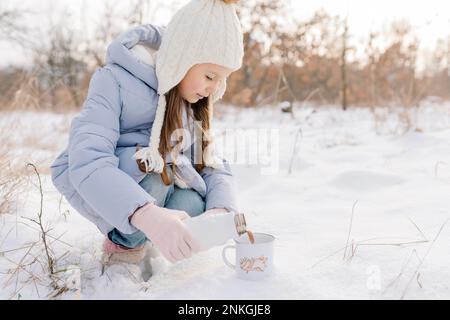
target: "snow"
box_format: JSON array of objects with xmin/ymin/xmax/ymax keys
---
[{"xmin": 0, "ymin": 103, "xmax": 449, "ymax": 300}]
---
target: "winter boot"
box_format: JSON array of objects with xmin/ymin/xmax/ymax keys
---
[{"xmin": 101, "ymin": 238, "xmax": 158, "ymax": 281}]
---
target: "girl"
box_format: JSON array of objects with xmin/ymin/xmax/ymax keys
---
[{"xmin": 50, "ymin": 0, "xmax": 243, "ymax": 266}]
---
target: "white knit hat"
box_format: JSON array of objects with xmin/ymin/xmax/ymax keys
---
[{"xmin": 133, "ymin": 0, "xmax": 244, "ymax": 173}]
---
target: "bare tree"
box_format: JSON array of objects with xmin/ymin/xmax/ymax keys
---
[
  {"xmin": 231, "ymin": 2, "xmax": 329, "ymax": 107},
  {"xmin": 82, "ymin": 0, "xmax": 128, "ymax": 68},
  {"xmin": 366, "ymin": 31, "xmax": 380, "ymax": 108},
  {"xmin": 24, "ymin": 7, "xmax": 87, "ymax": 110},
  {"xmin": 427, "ymin": 36, "xmax": 450, "ymax": 100},
  {"xmin": 0, "ymin": 5, "xmax": 28, "ymax": 43},
  {"xmin": 234, "ymin": 0, "xmax": 291, "ymax": 106},
  {"xmin": 82, "ymin": 0, "xmax": 170, "ymax": 68},
  {"xmin": 340, "ymin": 17, "xmax": 349, "ymax": 111}
]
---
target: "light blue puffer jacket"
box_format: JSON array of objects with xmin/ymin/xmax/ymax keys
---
[{"xmin": 50, "ymin": 24, "xmax": 238, "ymax": 235}]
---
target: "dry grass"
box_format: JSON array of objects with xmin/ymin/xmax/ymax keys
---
[
  {"xmin": 0, "ymin": 161, "xmax": 26, "ymax": 216},
  {"xmin": 0, "ymin": 108, "xmax": 71, "ymax": 179},
  {"xmin": 3, "ymin": 70, "xmax": 83, "ymax": 113},
  {"xmin": 0, "ymin": 107, "xmax": 87, "ymax": 299},
  {"xmin": 309, "ymin": 200, "xmax": 448, "ymax": 299},
  {"xmin": 370, "ymin": 105, "xmax": 417, "ymax": 136},
  {"xmin": 1, "ymin": 163, "xmax": 83, "ymax": 299},
  {"xmin": 0, "ymin": 118, "xmax": 27, "ymax": 216}
]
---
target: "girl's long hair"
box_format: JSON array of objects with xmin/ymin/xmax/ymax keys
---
[{"xmin": 137, "ymin": 85, "xmax": 212, "ymax": 185}]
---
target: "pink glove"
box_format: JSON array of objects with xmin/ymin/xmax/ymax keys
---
[{"xmin": 130, "ymin": 203, "xmax": 201, "ymax": 263}]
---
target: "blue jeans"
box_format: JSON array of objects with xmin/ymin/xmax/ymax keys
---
[{"xmin": 108, "ymin": 170, "xmax": 206, "ymax": 248}]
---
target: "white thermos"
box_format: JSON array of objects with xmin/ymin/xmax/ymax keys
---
[{"xmin": 184, "ymin": 212, "xmax": 247, "ymax": 251}]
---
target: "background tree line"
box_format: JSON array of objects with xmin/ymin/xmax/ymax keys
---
[{"xmin": 0, "ymin": 0, "xmax": 449, "ymax": 112}]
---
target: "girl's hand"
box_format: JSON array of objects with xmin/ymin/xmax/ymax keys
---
[{"xmin": 130, "ymin": 203, "xmax": 200, "ymax": 263}]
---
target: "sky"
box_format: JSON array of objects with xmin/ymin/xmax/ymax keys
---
[
  {"xmin": 292, "ymin": 0, "xmax": 449, "ymax": 46},
  {"xmin": 0, "ymin": 0, "xmax": 449, "ymax": 67}
]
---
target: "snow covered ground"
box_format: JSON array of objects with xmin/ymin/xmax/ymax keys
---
[{"xmin": 0, "ymin": 103, "xmax": 449, "ymax": 300}]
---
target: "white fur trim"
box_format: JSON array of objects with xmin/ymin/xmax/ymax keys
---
[{"xmin": 130, "ymin": 44, "xmax": 157, "ymax": 66}]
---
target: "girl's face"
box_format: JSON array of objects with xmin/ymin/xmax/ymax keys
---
[{"xmin": 178, "ymin": 63, "xmax": 233, "ymax": 103}]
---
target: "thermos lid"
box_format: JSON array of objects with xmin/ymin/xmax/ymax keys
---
[{"xmin": 234, "ymin": 213, "xmax": 247, "ymax": 236}]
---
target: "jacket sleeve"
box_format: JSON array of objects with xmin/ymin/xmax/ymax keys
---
[
  {"xmin": 200, "ymin": 159, "xmax": 239, "ymax": 213},
  {"xmin": 67, "ymin": 67, "xmax": 155, "ymax": 234},
  {"xmin": 116, "ymin": 146, "xmax": 147, "ymax": 183}
]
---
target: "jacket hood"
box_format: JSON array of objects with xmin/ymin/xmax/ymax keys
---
[{"xmin": 106, "ymin": 24, "xmax": 165, "ymax": 90}]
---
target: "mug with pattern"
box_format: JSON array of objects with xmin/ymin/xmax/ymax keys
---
[{"xmin": 222, "ymin": 233, "xmax": 275, "ymax": 281}]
